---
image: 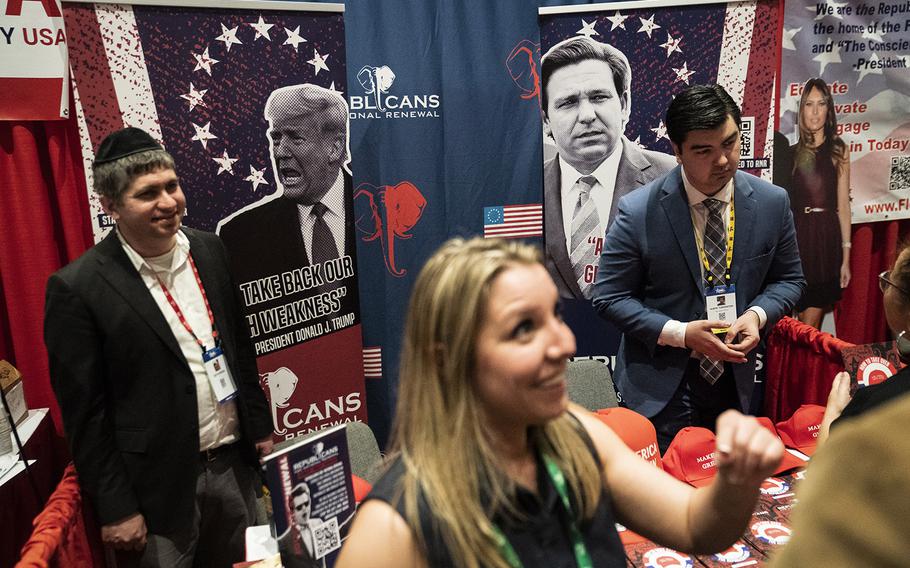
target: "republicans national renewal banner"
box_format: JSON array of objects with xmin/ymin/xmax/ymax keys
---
[{"xmin": 64, "ymin": 0, "xmax": 366, "ymax": 441}]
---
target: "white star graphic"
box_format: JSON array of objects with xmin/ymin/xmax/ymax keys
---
[
  {"xmin": 577, "ymin": 18, "xmax": 599, "ymax": 38},
  {"xmin": 782, "ymin": 26, "xmax": 801, "ymax": 51},
  {"xmin": 179, "ymin": 83, "xmax": 208, "ymax": 111},
  {"xmin": 190, "ymin": 121, "xmax": 217, "ymax": 149},
  {"xmin": 862, "ymin": 22, "xmax": 884, "ymax": 43},
  {"xmin": 192, "ymin": 47, "xmax": 219, "ymax": 76},
  {"xmin": 672, "ymin": 62, "xmax": 695, "ymax": 84},
  {"xmin": 244, "ymin": 165, "xmax": 269, "ymax": 192},
  {"xmin": 812, "ymin": 38, "xmax": 841, "ymax": 75},
  {"xmin": 308, "ymin": 49, "xmax": 330, "ymax": 75},
  {"xmin": 651, "ymin": 120, "xmax": 668, "ymax": 142},
  {"xmin": 637, "ymin": 14, "xmax": 661, "ymax": 39},
  {"xmin": 631, "ymin": 136, "xmax": 645, "ymax": 150},
  {"xmin": 213, "ymin": 150, "xmax": 238, "ymax": 176},
  {"xmin": 283, "ymin": 26, "xmax": 307, "ymax": 51},
  {"xmin": 328, "ymin": 82, "xmax": 344, "ymax": 97},
  {"xmin": 659, "ymin": 33, "xmax": 682, "ymax": 57},
  {"xmin": 856, "ymin": 52, "xmax": 885, "ymax": 84},
  {"xmin": 606, "ymin": 11, "xmax": 628, "ymax": 31},
  {"xmin": 248, "ymin": 16, "xmax": 274, "ymax": 41},
  {"xmin": 215, "ymin": 23, "xmax": 242, "ymax": 52}
]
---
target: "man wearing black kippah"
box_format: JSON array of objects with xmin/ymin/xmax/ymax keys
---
[{"xmin": 44, "ymin": 127, "xmax": 274, "ymax": 567}]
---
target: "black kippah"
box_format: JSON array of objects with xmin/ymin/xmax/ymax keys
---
[{"xmin": 93, "ymin": 127, "xmax": 163, "ymax": 165}]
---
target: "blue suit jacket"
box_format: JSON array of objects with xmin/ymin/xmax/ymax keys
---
[{"xmin": 592, "ymin": 167, "xmax": 805, "ymax": 417}]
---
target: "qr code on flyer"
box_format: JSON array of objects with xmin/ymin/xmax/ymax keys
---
[
  {"xmin": 890, "ymin": 156, "xmax": 910, "ymax": 191},
  {"xmin": 314, "ymin": 517, "xmax": 341, "ymax": 558},
  {"xmin": 739, "ymin": 117, "xmax": 754, "ymax": 159}
]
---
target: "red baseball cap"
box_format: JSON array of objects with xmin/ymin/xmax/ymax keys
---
[
  {"xmin": 595, "ymin": 407, "xmax": 662, "ymax": 469},
  {"xmin": 661, "ymin": 427, "xmax": 718, "ymax": 487},
  {"xmin": 755, "ymin": 417, "xmax": 807, "ymax": 473},
  {"xmin": 775, "ymin": 405, "xmax": 825, "ymax": 456}
]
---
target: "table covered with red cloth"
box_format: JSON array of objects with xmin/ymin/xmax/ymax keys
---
[{"xmin": 763, "ymin": 317, "xmax": 855, "ymax": 422}]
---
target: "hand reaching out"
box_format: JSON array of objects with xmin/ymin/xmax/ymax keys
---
[{"xmin": 713, "ymin": 410, "xmax": 783, "ymax": 487}]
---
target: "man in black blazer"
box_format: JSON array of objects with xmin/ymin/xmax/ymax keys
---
[
  {"xmin": 45, "ymin": 128, "xmax": 273, "ymax": 567},
  {"xmin": 218, "ymin": 83, "xmax": 359, "ymax": 346},
  {"xmin": 541, "ymin": 36, "xmax": 676, "ymax": 299}
]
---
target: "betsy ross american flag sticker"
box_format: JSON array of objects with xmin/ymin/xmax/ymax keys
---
[{"xmin": 483, "ymin": 204, "xmax": 542, "ymax": 239}]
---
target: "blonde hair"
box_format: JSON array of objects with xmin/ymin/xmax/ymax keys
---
[{"xmin": 389, "ymin": 237, "xmax": 603, "ymax": 568}]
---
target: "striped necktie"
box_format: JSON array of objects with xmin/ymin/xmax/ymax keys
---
[
  {"xmin": 700, "ymin": 198, "xmax": 726, "ymax": 384},
  {"xmin": 569, "ymin": 175, "xmax": 601, "ymax": 298}
]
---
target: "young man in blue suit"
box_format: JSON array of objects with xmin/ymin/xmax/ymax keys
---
[{"xmin": 593, "ymin": 85, "xmax": 805, "ymax": 451}]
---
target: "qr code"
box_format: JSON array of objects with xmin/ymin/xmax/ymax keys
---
[
  {"xmin": 889, "ymin": 156, "xmax": 910, "ymax": 191},
  {"xmin": 313, "ymin": 517, "xmax": 341, "ymax": 558},
  {"xmin": 739, "ymin": 117, "xmax": 755, "ymax": 159}
]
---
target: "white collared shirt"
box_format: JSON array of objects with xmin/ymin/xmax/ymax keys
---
[
  {"xmin": 296, "ymin": 170, "xmax": 346, "ymax": 261},
  {"xmin": 117, "ymin": 229, "xmax": 239, "ymax": 450},
  {"xmin": 559, "ymin": 144, "xmax": 622, "ymax": 250},
  {"xmin": 658, "ymin": 168, "xmax": 767, "ymax": 349}
]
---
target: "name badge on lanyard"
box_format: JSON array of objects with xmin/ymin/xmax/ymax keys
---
[
  {"xmin": 705, "ymin": 284, "xmax": 737, "ymax": 335},
  {"xmin": 203, "ymin": 345, "xmax": 238, "ymax": 403}
]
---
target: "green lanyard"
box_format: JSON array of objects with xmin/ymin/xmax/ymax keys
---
[{"xmin": 492, "ymin": 454, "xmax": 594, "ymax": 568}]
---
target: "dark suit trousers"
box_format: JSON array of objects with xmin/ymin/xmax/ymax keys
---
[
  {"xmin": 651, "ymin": 359, "xmax": 740, "ymax": 454},
  {"xmin": 114, "ymin": 444, "xmax": 259, "ymax": 568}
]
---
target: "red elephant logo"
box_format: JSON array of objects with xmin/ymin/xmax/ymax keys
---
[
  {"xmin": 355, "ymin": 181, "xmax": 427, "ymax": 277},
  {"xmin": 506, "ymin": 39, "xmax": 540, "ymax": 101}
]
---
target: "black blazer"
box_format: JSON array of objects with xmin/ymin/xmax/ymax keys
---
[{"xmin": 44, "ymin": 227, "xmax": 272, "ymax": 534}]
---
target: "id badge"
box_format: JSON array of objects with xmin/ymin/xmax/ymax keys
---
[
  {"xmin": 705, "ymin": 284, "xmax": 737, "ymax": 335},
  {"xmin": 203, "ymin": 345, "xmax": 238, "ymax": 403}
]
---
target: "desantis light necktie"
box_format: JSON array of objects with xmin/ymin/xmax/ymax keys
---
[
  {"xmin": 569, "ymin": 175, "xmax": 601, "ymax": 298},
  {"xmin": 700, "ymin": 197, "xmax": 726, "ymax": 384},
  {"xmin": 310, "ymin": 202, "xmax": 339, "ymax": 266}
]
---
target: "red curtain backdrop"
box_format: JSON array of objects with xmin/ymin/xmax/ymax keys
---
[
  {"xmin": 835, "ymin": 220, "xmax": 910, "ymax": 345},
  {"xmin": 0, "ymin": 112, "xmax": 94, "ymax": 432}
]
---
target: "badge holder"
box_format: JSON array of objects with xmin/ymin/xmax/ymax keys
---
[
  {"xmin": 203, "ymin": 345, "xmax": 238, "ymax": 403},
  {"xmin": 705, "ymin": 284, "xmax": 737, "ymax": 336}
]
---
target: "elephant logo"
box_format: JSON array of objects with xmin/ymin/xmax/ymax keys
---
[
  {"xmin": 259, "ymin": 367, "xmax": 299, "ymax": 435},
  {"xmin": 506, "ymin": 39, "xmax": 540, "ymax": 101},
  {"xmin": 355, "ymin": 181, "xmax": 427, "ymax": 277},
  {"xmin": 356, "ymin": 65, "xmax": 396, "ymax": 111}
]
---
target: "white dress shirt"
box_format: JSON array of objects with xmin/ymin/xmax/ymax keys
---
[
  {"xmin": 658, "ymin": 167, "xmax": 767, "ymax": 349},
  {"xmin": 117, "ymin": 229, "xmax": 239, "ymax": 450},
  {"xmin": 559, "ymin": 144, "xmax": 622, "ymax": 250}
]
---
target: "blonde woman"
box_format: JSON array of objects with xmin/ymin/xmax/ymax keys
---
[
  {"xmin": 791, "ymin": 78, "xmax": 852, "ymax": 329},
  {"xmin": 337, "ymin": 238, "xmax": 783, "ymax": 568}
]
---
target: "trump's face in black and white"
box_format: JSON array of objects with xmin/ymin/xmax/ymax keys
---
[{"xmin": 269, "ymin": 111, "xmax": 343, "ymax": 206}]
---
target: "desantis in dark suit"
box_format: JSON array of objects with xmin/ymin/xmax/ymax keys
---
[
  {"xmin": 592, "ymin": 86, "xmax": 805, "ymax": 450},
  {"xmin": 44, "ymin": 128, "xmax": 273, "ymax": 566},
  {"xmin": 540, "ymin": 36, "xmax": 676, "ymax": 299},
  {"xmin": 218, "ymin": 83, "xmax": 359, "ymax": 343}
]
